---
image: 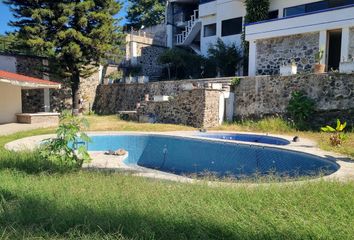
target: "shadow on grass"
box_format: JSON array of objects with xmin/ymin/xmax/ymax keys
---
[
  {"xmin": 0, "ymin": 150, "xmax": 73, "ymax": 174},
  {"xmin": 0, "ymin": 186, "xmax": 329, "ymax": 240}
]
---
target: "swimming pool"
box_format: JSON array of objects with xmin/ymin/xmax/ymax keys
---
[
  {"xmin": 86, "ymin": 134, "xmax": 339, "ymax": 179},
  {"xmin": 196, "ymin": 133, "xmax": 291, "ymax": 145}
]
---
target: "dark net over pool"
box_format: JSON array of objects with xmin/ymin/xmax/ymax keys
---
[{"xmin": 87, "ymin": 135, "xmax": 339, "ymax": 179}]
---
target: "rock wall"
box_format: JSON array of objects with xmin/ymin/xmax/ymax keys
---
[
  {"xmin": 137, "ymin": 43, "xmax": 166, "ymax": 78},
  {"xmin": 256, "ymin": 32, "xmax": 319, "ymax": 75},
  {"xmin": 125, "ymin": 33, "xmax": 167, "ymax": 79},
  {"xmin": 93, "ymin": 77, "xmax": 232, "ymax": 114},
  {"xmin": 138, "ymin": 89, "xmax": 221, "ymax": 128},
  {"xmin": 234, "ymin": 73, "xmax": 354, "ymax": 127},
  {"xmin": 349, "ymin": 27, "xmax": 354, "ymax": 59}
]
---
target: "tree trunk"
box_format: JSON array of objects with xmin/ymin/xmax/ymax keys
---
[{"xmin": 71, "ymin": 69, "xmax": 80, "ymax": 115}]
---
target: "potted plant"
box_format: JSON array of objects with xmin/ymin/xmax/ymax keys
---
[
  {"xmin": 314, "ymin": 49, "xmax": 325, "ymax": 74},
  {"xmin": 280, "ymin": 59, "xmax": 297, "ymax": 76},
  {"xmin": 339, "ymin": 55, "xmax": 354, "ymax": 74}
]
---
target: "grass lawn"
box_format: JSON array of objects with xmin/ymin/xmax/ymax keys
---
[{"xmin": 0, "ymin": 115, "xmax": 353, "ymax": 239}]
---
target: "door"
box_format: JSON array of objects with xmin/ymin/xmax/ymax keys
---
[{"xmin": 327, "ymin": 30, "xmax": 342, "ymax": 71}]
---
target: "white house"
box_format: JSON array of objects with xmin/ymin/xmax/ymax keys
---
[
  {"xmin": 166, "ymin": 0, "xmax": 354, "ymax": 76},
  {"xmin": 0, "ymin": 70, "xmax": 60, "ymax": 124}
]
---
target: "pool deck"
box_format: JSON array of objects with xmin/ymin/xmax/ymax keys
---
[{"xmin": 5, "ymin": 131, "xmax": 354, "ymax": 184}]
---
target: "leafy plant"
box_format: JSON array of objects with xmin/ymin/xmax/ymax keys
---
[
  {"xmin": 231, "ymin": 77, "xmax": 241, "ymax": 87},
  {"xmin": 242, "ymin": 0, "xmax": 270, "ymax": 73},
  {"xmin": 321, "ymin": 119, "xmax": 347, "ymax": 147},
  {"xmin": 287, "ymin": 91, "xmax": 315, "ymax": 130},
  {"xmin": 159, "ymin": 47, "xmax": 205, "ymax": 80},
  {"xmin": 315, "ymin": 49, "xmax": 324, "ymax": 64},
  {"xmin": 207, "ymin": 39, "xmax": 243, "ymax": 77},
  {"xmin": 39, "ymin": 116, "xmax": 91, "ymax": 170}
]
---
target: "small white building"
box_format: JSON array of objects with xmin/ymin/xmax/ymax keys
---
[
  {"xmin": 0, "ymin": 70, "xmax": 61, "ymax": 124},
  {"xmin": 166, "ymin": 0, "xmax": 354, "ymax": 76}
]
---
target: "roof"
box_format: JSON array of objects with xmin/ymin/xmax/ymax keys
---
[{"xmin": 0, "ymin": 70, "xmax": 61, "ymax": 89}]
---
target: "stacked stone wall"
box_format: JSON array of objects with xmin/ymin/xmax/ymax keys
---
[
  {"xmin": 138, "ymin": 89, "xmax": 220, "ymax": 128},
  {"xmin": 136, "ymin": 43, "xmax": 166, "ymax": 78},
  {"xmin": 93, "ymin": 77, "xmax": 233, "ymax": 115},
  {"xmin": 234, "ymin": 73, "xmax": 354, "ymax": 127},
  {"xmin": 256, "ymin": 32, "xmax": 319, "ymax": 75}
]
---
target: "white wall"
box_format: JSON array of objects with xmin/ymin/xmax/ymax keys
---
[
  {"xmin": 0, "ymin": 82, "xmax": 22, "ymax": 124},
  {"xmin": 199, "ymin": 0, "xmax": 325, "ymax": 54},
  {"xmin": 200, "ymin": 0, "xmax": 245, "ymax": 55},
  {"xmin": 0, "ymin": 55, "xmax": 17, "ymax": 73}
]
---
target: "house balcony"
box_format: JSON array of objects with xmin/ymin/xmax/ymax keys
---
[{"xmin": 245, "ymin": 4, "xmax": 354, "ymax": 41}]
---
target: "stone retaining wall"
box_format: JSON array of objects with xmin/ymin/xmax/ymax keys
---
[
  {"xmin": 256, "ymin": 32, "xmax": 319, "ymax": 75},
  {"xmin": 93, "ymin": 77, "xmax": 232, "ymax": 114},
  {"xmin": 138, "ymin": 89, "xmax": 221, "ymax": 128},
  {"xmin": 234, "ymin": 73, "xmax": 354, "ymax": 126}
]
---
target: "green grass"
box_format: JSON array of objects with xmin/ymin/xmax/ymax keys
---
[
  {"xmin": 0, "ymin": 117, "xmax": 353, "ymax": 239},
  {"xmin": 0, "ymin": 170, "xmax": 354, "ymax": 239},
  {"xmin": 215, "ymin": 117, "xmax": 354, "ymax": 159}
]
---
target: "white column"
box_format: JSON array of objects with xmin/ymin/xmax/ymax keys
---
[
  {"xmin": 248, "ymin": 40, "xmax": 257, "ymax": 77},
  {"xmin": 44, "ymin": 88, "xmax": 50, "ymax": 112},
  {"xmin": 131, "ymin": 41, "xmax": 138, "ymax": 65},
  {"xmin": 341, "ymin": 27, "xmax": 350, "ymax": 62},
  {"xmin": 319, "ymin": 30, "xmax": 327, "ymax": 65}
]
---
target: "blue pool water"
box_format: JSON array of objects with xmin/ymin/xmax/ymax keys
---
[
  {"xmin": 86, "ymin": 135, "xmax": 339, "ymax": 179},
  {"xmin": 196, "ymin": 133, "xmax": 290, "ymax": 145}
]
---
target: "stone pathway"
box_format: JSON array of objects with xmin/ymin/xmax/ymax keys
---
[{"xmin": 0, "ymin": 123, "xmax": 54, "ymax": 136}]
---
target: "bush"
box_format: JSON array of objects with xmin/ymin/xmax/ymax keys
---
[
  {"xmin": 207, "ymin": 39, "xmax": 243, "ymax": 77},
  {"xmin": 287, "ymin": 91, "xmax": 315, "ymax": 130},
  {"xmin": 159, "ymin": 47, "xmax": 205, "ymax": 80},
  {"xmin": 39, "ymin": 116, "xmax": 91, "ymax": 170}
]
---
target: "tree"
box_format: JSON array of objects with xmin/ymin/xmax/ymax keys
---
[
  {"xmin": 126, "ymin": 0, "xmax": 165, "ymax": 29},
  {"xmin": 158, "ymin": 47, "xmax": 204, "ymax": 80},
  {"xmin": 243, "ymin": 0, "xmax": 270, "ymax": 74},
  {"xmin": 207, "ymin": 39, "xmax": 243, "ymax": 77},
  {"xmin": 5, "ymin": 0, "xmax": 124, "ymax": 114}
]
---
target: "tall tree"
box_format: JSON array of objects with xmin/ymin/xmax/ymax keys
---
[
  {"xmin": 126, "ymin": 0, "xmax": 165, "ymax": 29},
  {"xmin": 5, "ymin": 0, "xmax": 124, "ymax": 113},
  {"xmin": 242, "ymin": 0, "xmax": 270, "ymax": 75}
]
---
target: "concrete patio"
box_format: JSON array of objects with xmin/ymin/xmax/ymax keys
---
[{"xmin": 0, "ymin": 123, "xmax": 54, "ymax": 136}]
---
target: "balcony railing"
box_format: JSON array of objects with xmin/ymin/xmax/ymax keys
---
[{"xmin": 245, "ymin": 4, "xmax": 354, "ymax": 41}]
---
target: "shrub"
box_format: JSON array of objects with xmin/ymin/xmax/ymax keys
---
[
  {"xmin": 158, "ymin": 47, "xmax": 205, "ymax": 80},
  {"xmin": 287, "ymin": 91, "xmax": 315, "ymax": 130},
  {"xmin": 231, "ymin": 77, "xmax": 241, "ymax": 86},
  {"xmin": 39, "ymin": 116, "xmax": 91, "ymax": 170},
  {"xmin": 321, "ymin": 119, "xmax": 347, "ymax": 147},
  {"xmin": 207, "ymin": 39, "xmax": 243, "ymax": 77}
]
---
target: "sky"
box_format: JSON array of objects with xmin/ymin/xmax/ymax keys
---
[{"xmin": 0, "ymin": 1, "xmax": 127, "ymax": 35}]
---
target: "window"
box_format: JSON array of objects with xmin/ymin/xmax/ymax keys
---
[
  {"xmin": 284, "ymin": 0, "xmax": 354, "ymax": 17},
  {"xmin": 204, "ymin": 23, "xmax": 216, "ymax": 37},
  {"xmin": 329, "ymin": 0, "xmax": 354, "ymax": 7},
  {"xmin": 306, "ymin": 1, "xmax": 328, "ymax": 12},
  {"xmin": 221, "ymin": 17, "xmax": 242, "ymax": 37},
  {"xmin": 284, "ymin": 5, "xmax": 305, "ymax": 17},
  {"xmin": 268, "ymin": 10, "xmax": 279, "ymax": 20}
]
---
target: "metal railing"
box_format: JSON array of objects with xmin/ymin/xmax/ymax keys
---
[{"xmin": 175, "ymin": 9, "xmax": 199, "ymax": 45}]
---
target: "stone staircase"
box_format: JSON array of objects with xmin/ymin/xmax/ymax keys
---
[{"xmin": 176, "ymin": 10, "xmax": 201, "ymax": 46}]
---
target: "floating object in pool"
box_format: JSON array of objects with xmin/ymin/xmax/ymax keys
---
[{"xmin": 293, "ymin": 136, "xmax": 300, "ymax": 142}]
